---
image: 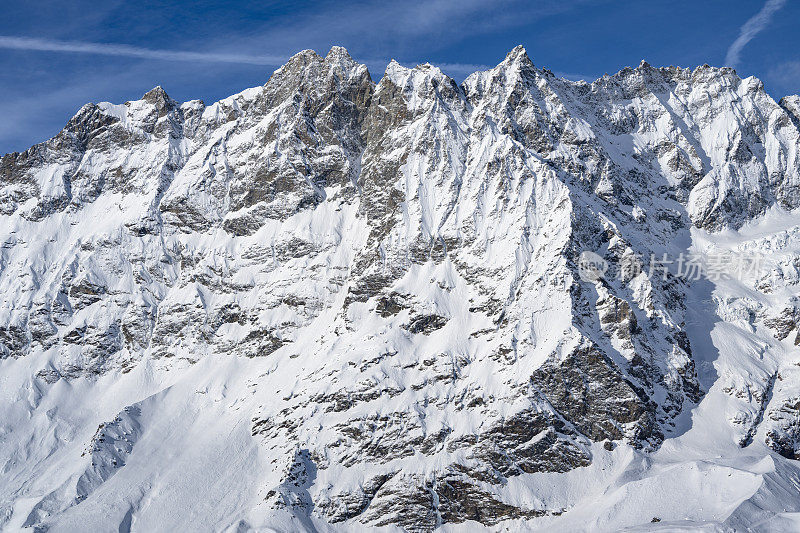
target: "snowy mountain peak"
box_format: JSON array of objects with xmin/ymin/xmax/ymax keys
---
[
  {"xmin": 502, "ymin": 44, "xmax": 533, "ymax": 67},
  {"xmin": 382, "ymin": 59, "xmax": 455, "ymax": 95},
  {"xmin": 325, "ymin": 44, "xmax": 353, "ymax": 61},
  {"xmin": 269, "ymin": 48, "xmax": 324, "ymax": 80},
  {"xmin": 142, "ymin": 85, "xmax": 170, "ymax": 102}
]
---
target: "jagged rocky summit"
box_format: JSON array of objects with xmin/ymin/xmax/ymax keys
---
[{"xmin": 2, "ymin": 46, "xmax": 800, "ymax": 531}]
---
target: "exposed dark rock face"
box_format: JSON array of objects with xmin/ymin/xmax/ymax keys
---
[{"xmin": 530, "ymin": 345, "xmax": 661, "ymax": 445}]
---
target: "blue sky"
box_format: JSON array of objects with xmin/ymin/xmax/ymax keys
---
[{"xmin": 1, "ymin": 0, "xmax": 798, "ymax": 155}]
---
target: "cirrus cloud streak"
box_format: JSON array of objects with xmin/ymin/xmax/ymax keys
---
[{"xmin": 0, "ymin": 35, "xmax": 289, "ymax": 65}]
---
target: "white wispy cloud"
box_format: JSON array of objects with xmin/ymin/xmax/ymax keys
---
[
  {"xmin": 725, "ymin": 0, "xmax": 786, "ymax": 68},
  {"xmin": 0, "ymin": 35, "xmax": 289, "ymax": 66},
  {"xmin": 0, "ymin": 1, "xmax": 588, "ymax": 73},
  {"xmin": 767, "ymin": 61, "xmax": 800, "ymax": 95}
]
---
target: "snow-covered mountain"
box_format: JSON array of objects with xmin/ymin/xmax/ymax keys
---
[{"xmin": 2, "ymin": 45, "xmax": 800, "ymax": 531}]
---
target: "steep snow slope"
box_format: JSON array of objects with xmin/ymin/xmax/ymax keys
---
[{"xmin": 1, "ymin": 46, "xmax": 800, "ymax": 531}]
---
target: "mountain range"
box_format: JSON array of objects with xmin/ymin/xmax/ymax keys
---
[{"xmin": 2, "ymin": 46, "xmax": 800, "ymax": 531}]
